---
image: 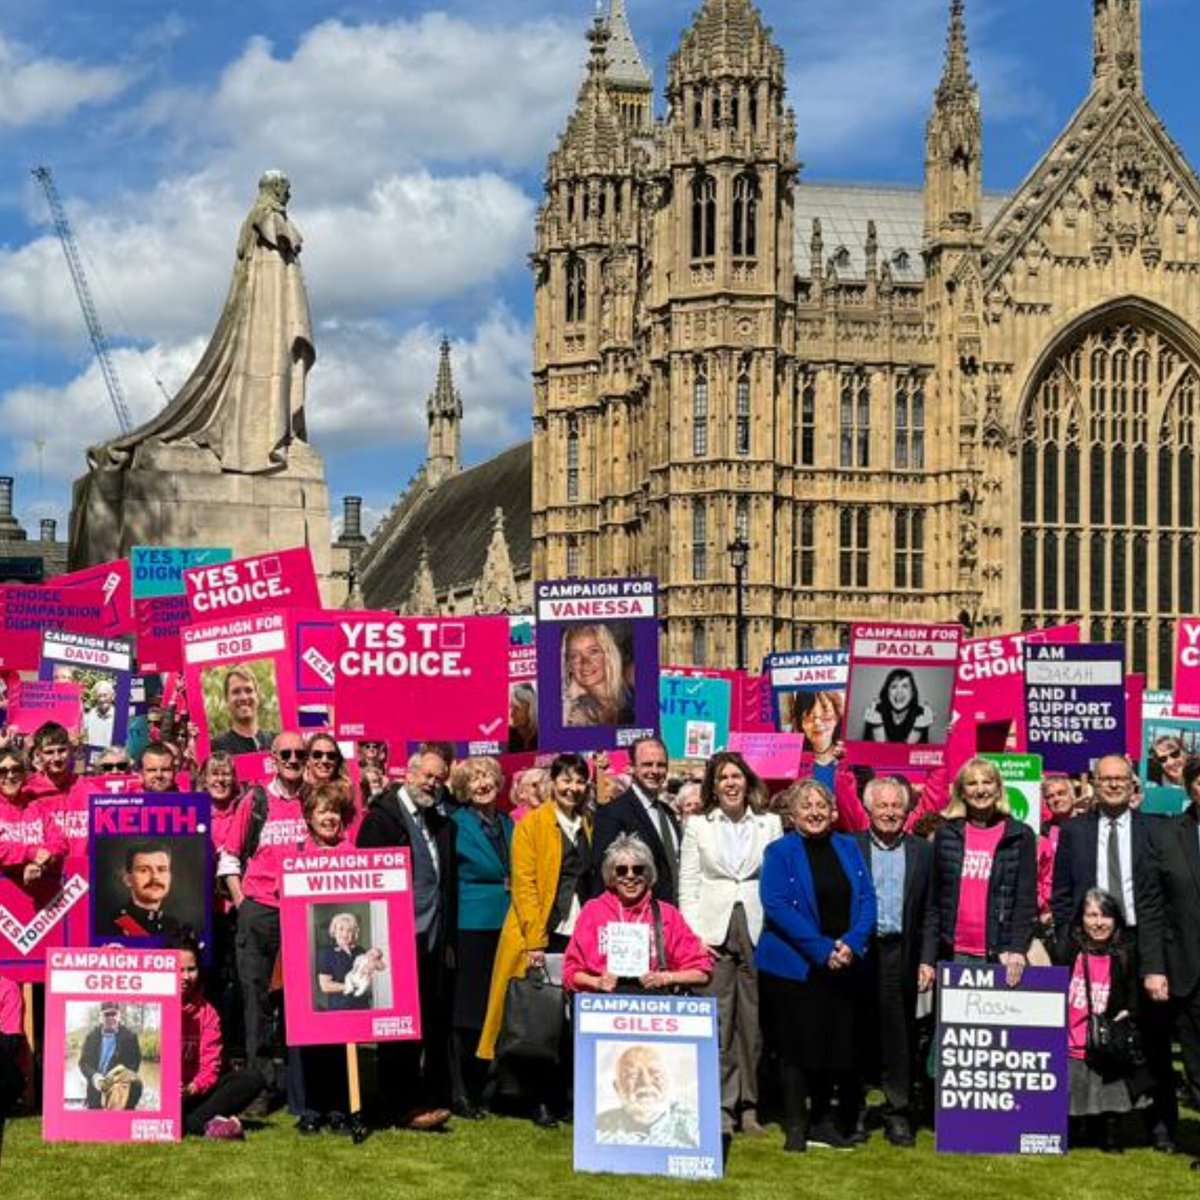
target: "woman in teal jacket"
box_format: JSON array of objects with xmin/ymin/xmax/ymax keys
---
[
  {"xmin": 756, "ymin": 779, "xmax": 876, "ymax": 1153},
  {"xmin": 449, "ymin": 756, "xmax": 514, "ymax": 1118}
]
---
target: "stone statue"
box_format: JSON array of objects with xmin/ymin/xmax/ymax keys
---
[{"xmin": 89, "ymin": 170, "xmax": 314, "ymax": 475}]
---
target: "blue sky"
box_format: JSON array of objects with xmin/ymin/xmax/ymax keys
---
[{"xmin": 0, "ymin": 0, "xmax": 1196, "ymax": 540}]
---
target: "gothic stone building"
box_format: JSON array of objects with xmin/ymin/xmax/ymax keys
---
[{"xmin": 367, "ymin": 0, "xmax": 1200, "ymax": 689}]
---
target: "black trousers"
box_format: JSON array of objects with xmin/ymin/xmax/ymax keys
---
[
  {"xmin": 212, "ymin": 907, "xmax": 245, "ymax": 1061},
  {"xmin": 1127, "ymin": 925, "xmax": 1178, "ymax": 1134},
  {"xmin": 184, "ymin": 1068, "xmax": 263, "ymax": 1135},
  {"xmin": 863, "ymin": 936, "xmax": 914, "ymax": 1119},
  {"xmin": 377, "ymin": 944, "xmax": 452, "ymax": 1115},
  {"xmin": 0, "ymin": 1037, "xmax": 24, "ymax": 1122},
  {"xmin": 235, "ymin": 899, "xmax": 282, "ymax": 1093}
]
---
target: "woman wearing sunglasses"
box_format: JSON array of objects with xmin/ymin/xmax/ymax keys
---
[
  {"xmin": 563, "ymin": 833, "xmax": 711, "ymax": 996},
  {"xmin": 0, "ymin": 746, "xmax": 68, "ymax": 892}
]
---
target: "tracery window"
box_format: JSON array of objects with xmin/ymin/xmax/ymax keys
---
[{"xmin": 1020, "ymin": 321, "xmax": 1197, "ymax": 687}]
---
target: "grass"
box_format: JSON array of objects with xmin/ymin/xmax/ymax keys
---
[{"xmin": 2, "ymin": 1110, "xmax": 1198, "ymax": 1200}]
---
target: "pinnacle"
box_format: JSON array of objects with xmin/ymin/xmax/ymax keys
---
[
  {"xmin": 606, "ymin": 0, "xmax": 652, "ymax": 92},
  {"xmin": 938, "ymin": 0, "xmax": 976, "ymax": 100},
  {"xmin": 678, "ymin": 0, "xmax": 777, "ymax": 74},
  {"xmin": 428, "ymin": 336, "xmax": 462, "ymax": 419}
]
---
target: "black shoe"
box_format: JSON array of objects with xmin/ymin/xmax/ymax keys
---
[
  {"xmin": 327, "ymin": 1111, "xmax": 351, "ymax": 1135},
  {"xmin": 783, "ymin": 1126, "xmax": 807, "ymax": 1153},
  {"xmin": 531, "ymin": 1103, "xmax": 559, "ymax": 1130},
  {"xmin": 1152, "ymin": 1130, "xmax": 1177, "ymax": 1154},
  {"xmin": 295, "ymin": 1115, "xmax": 323, "ymax": 1135},
  {"xmin": 884, "ymin": 1117, "xmax": 916, "ymax": 1148},
  {"xmin": 451, "ymin": 1099, "xmax": 484, "ymax": 1120},
  {"xmin": 808, "ymin": 1120, "xmax": 856, "ymax": 1151}
]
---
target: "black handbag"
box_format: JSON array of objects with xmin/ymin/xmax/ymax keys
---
[
  {"xmin": 1083, "ymin": 953, "xmax": 1144, "ymax": 1075},
  {"xmin": 494, "ymin": 964, "xmax": 566, "ymax": 1065}
]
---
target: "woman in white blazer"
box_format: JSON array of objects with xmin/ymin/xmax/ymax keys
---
[{"xmin": 679, "ymin": 750, "xmax": 782, "ymax": 1137}]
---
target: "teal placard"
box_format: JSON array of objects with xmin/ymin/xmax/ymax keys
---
[
  {"xmin": 659, "ymin": 675, "xmax": 731, "ymax": 761},
  {"xmin": 130, "ymin": 547, "xmax": 233, "ymax": 599}
]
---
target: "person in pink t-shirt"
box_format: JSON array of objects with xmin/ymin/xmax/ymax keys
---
[
  {"xmin": 0, "ymin": 747, "xmax": 67, "ymax": 890},
  {"xmin": 928, "ymin": 758, "xmax": 1037, "ymax": 988},
  {"xmin": 1063, "ymin": 888, "xmax": 1150, "ymax": 1152}
]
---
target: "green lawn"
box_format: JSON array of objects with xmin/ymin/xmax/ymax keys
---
[{"xmin": 2, "ymin": 1112, "xmax": 1197, "ymax": 1200}]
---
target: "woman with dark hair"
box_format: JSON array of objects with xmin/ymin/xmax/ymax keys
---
[
  {"xmin": 929, "ymin": 758, "xmax": 1037, "ymax": 984},
  {"xmin": 478, "ymin": 753, "xmax": 593, "ymax": 1127},
  {"xmin": 679, "ymin": 752, "xmax": 781, "ymax": 1136},
  {"xmin": 1062, "ymin": 888, "xmax": 1151, "ymax": 1152},
  {"xmin": 862, "ymin": 669, "xmax": 934, "ymax": 745}
]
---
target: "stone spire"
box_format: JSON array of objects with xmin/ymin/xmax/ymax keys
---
[
  {"xmin": 924, "ymin": 0, "xmax": 982, "ymax": 238},
  {"xmin": 553, "ymin": 14, "xmax": 625, "ymax": 171},
  {"xmin": 472, "ymin": 507, "xmax": 521, "ymax": 613},
  {"xmin": 407, "ymin": 541, "xmax": 438, "ymax": 614},
  {"xmin": 426, "ymin": 336, "xmax": 462, "ymax": 488},
  {"xmin": 674, "ymin": 0, "xmax": 779, "ymax": 78},
  {"xmin": 606, "ymin": 1, "xmax": 651, "ymax": 89},
  {"xmin": 1093, "ymin": 0, "xmax": 1142, "ymax": 92}
]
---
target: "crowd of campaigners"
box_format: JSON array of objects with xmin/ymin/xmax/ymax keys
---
[{"xmin": 4, "ymin": 711, "xmax": 1200, "ymax": 1160}]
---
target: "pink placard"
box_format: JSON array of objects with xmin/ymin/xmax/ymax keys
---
[
  {"xmin": 288, "ymin": 608, "xmax": 343, "ymax": 728},
  {"xmin": 184, "ymin": 546, "xmax": 321, "ymax": 623},
  {"xmin": 1126, "ymin": 673, "xmax": 1145, "ymax": 761},
  {"xmin": 0, "ymin": 856, "xmax": 90, "ymax": 983},
  {"xmin": 56, "ymin": 560, "xmax": 135, "ymax": 638},
  {"xmin": 844, "ymin": 622, "xmax": 963, "ymax": 772},
  {"xmin": 728, "ymin": 732, "xmax": 805, "ymax": 780},
  {"xmin": 133, "ymin": 595, "xmax": 190, "ymax": 673},
  {"xmin": 280, "ymin": 848, "xmax": 420, "ymax": 1045},
  {"xmin": 181, "ymin": 611, "xmax": 299, "ymax": 763},
  {"xmin": 953, "ymin": 624, "xmax": 1082, "ymax": 750},
  {"xmin": 0, "ymin": 586, "xmax": 110, "ymax": 670},
  {"xmin": 1174, "ymin": 617, "xmax": 1200, "ymax": 717},
  {"xmin": 7, "ymin": 679, "xmax": 83, "ymax": 735},
  {"xmin": 43, "ymin": 946, "xmax": 182, "ymax": 1142},
  {"xmin": 333, "ymin": 614, "xmax": 509, "ymax": 746}
]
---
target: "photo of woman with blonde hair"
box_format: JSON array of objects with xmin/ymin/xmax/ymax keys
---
[{"xmin": 561, "ymin": 624, "xmax": 635, "ymax": 728}]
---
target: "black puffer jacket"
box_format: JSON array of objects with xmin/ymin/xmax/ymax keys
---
[{"xmin": 931, "ymin": 817, "xmax": 1037, "ymax": 960}]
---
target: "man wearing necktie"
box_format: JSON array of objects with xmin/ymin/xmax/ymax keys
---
[
  {"xmin": 592, "ymin": 738, "xmax": 680, "ymax": 903},
  {"xmin": 1051, "ymin": 754, "xmax": 1175, "ymax": 1151}
]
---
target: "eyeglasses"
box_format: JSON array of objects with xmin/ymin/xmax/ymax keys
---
[
  {"xmin": 0, "ymin": 766, "xmax": 24, "ymax": 780},
  {"xmin": 276, "ymin": 749, "xmax": 308, "ymax": 763},
  {"xmin": 614, "ymin": 864, "xmax": 647, "ymax": 879},
  {"xmin": 96, "ymin": 761, "xmax": 132, "ymax": 773},
  {"xmin": 309, "ymin": 750, "xmax": 340, "ymax": 763}
]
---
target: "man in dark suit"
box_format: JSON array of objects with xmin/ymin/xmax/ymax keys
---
[
  {"xmin": 1051, "ymin": 753, "xmax": 1176, "ymax": 1150},
  {"xmin": 592, "ymin": 737, "xmax": 679, "ymax": 902},
  {"xmin": 358, "ymin": 748, "xmax": 458, "ymax": 1131},
  {"xmin": 1140, "ymin": 757, "xmax": 1200, "ymax": 1129},
  {"xmin": 853, "ymin": 776, "xmax": 936, "ymax": 1147}
]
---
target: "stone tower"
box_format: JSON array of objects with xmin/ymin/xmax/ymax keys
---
[
  {"xmin": 426, "ymin": 336, "xmax": 463, "ymax": 487},
  {"xmin": 648, "ymin": 0, "xmax": 797, "ymax": 666},
  {"xmin": 532, "ymin": 12, "xmax": 643, "ymax": 583}
]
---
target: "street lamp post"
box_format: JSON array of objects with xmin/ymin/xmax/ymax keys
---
[{"xmin": 728, "ymin": 535, "xmax": 749, "ymax": 672}]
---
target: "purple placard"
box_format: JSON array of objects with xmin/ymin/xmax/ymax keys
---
[
  {"xmin": 1023, "ymin": 642, "xmax": 1126, "ymax": 773},
  {"xmin": 535, "ymin": 578, "xmax": 659, "ymax": 752},
  {"xmin": 935, "ymin": 962, "xmax": 1068, "ymax": 1155},
  {"xmin": 87, "ymin": 792, "xmax": 212, "ymax": 959}
]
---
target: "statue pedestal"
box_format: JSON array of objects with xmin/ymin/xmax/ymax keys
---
[{"xmin": 69, "ymin": 440, "xmax": 332, "ymax": 593}]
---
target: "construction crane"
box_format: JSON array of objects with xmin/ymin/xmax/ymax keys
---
[{"xmin": 32, "ymin": 165, "xmax": 134, "ymax": 433}]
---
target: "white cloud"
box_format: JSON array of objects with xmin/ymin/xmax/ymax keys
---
[
  {"xmin": 0, "ymin": 34, "xmax": 129, "ymax": 128},
  {"xmin": 143, "ymin": 13, "xmax": 582, "ymax": 197},
  {"xmin": 309, "ymin": 304, "xmax": 532, "ymax": 454}
]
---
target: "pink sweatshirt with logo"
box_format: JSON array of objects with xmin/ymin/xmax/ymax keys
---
[
  {"xmin": 227, "ymin": 781, "xmax": 308, "ymax": 908},
  {"xmin": 0, "ymin": 789, "xmax": 68, "ymax": 871}
]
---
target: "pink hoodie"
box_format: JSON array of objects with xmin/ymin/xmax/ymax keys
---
[
  {"xmin": 181, "ymin": 993, "xmax": 223, "ymax": 1095},
  {"xmin": 0, "ymin": 788, "xmax": 68, "ymax": 872}
]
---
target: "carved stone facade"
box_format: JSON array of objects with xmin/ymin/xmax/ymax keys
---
[{"xmin": 530, "ymin": 0, "xmax": 1200, "ymax": 686}]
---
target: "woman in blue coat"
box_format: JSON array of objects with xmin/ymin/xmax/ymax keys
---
[
  {"xmin": 449, "ymin": 756, "xmax": 514, "ymax": 1118},
  {"xmin": 757, "ymin": 779, "xmax": 876, "ymax": 1153}
]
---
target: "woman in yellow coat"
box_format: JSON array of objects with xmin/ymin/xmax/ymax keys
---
[{"xmin": 478, "ymin": 752, "xmax": 593, "ymax": 1128}]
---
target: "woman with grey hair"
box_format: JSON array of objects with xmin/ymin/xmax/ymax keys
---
[
  {"xmin": 565, "ymin": 834, "xmax": 711, "ymax": 994},
  {"xmin": 507, "ymin": 683, "xmax": 539, "ymax": 752}
]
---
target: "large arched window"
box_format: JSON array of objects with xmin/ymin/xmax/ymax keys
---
[
  {"xmin": 691, "ymin": 175, "xmax": 717, "ymax": 260},
  {"xmin": 1020, "ymin": 320, "xmax": 1198, "ymax": 687},
  {"xmin": 732, "ymin": 173, "xmax": 758, "ymax": 259}
]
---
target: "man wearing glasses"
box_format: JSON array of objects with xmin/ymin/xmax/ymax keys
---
[
  {"xmin": 1051, "ymin": 755, "xmax": 1176, "ymax": 1151},
  {"xmin": 230, "ymin": 731, "xmax": 309, "ymax": 1111}
]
